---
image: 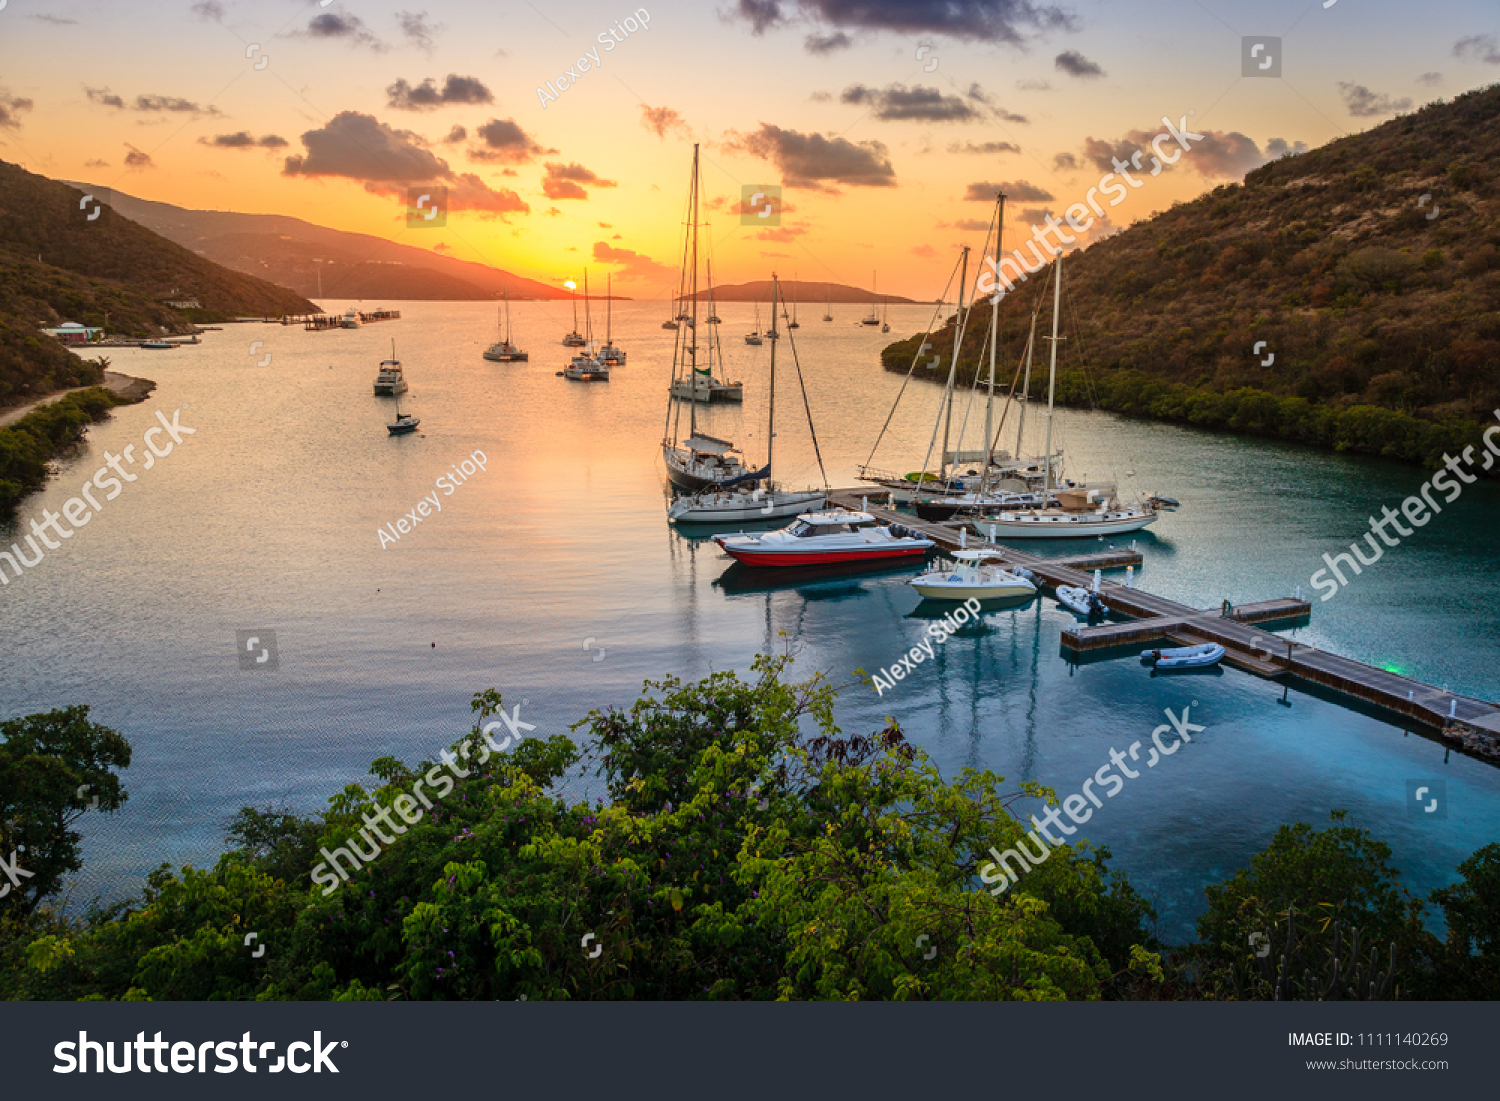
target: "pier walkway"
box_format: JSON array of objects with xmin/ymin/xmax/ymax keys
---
[{"xmin": 827, "ymin": 487, "xmax": 1500, "ymax": 759}]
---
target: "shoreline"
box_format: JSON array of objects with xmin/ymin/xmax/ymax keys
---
[{"xmin": 0, "ymin": 370, "xmax": 156, "ymax": 429}]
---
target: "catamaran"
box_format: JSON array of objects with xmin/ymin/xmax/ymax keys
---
[
  {"xmin": 664, "ymin": 146, "xmax": 756, "ymax": 488},
  {"xmin": 562, "ymin": 279, "xmax": 586, "ymax": 346},
  {"xmin": 597, "ymin": 274, "xmax": 626, "ymax": 365},
  {"xmin": 670, "ymin": 275, "xmax": 827, "ymax": 523},
  {"xmin": 562, "ymin": 271, "xmax": 609, "ymax": 381},
  {"xmin": 483, "ymin": 287, "xmax": 528, "ymax": 362}
]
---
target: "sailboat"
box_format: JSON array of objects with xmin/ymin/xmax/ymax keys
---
[
  {"xmin": 745, "ymin": 302, "xmax": 764, "ymax": 345},
  {"xmin": 786, "ymin": 279, "xmax": 800, "ymax": 328},
  {"xmin": 822, "ymin": 285, "xmax": 833, "ymax": 322},
  {"xmin": 664, "ymin": 145, "xmax": 758, "ymax": 489},
  {"xmin": 563, "ymin": 272, "xmax": 609, "ymax": 381},
  {"xmin": 483, "ymin": 286, "xmax": 528, "ymax": 362},
  {"xmin": 862, "ymin": 272, "xmax": 881, "ymax": 325},
  {"xmin": 670, "ymin": 275, "xmax": 827, "ymax": 524},
  {"xmin": 881, "ymin": 294, "xmax": 890, "ymax": 333},
  {"xmin": 967, "ymin": 245, "xmax": 1160, "ymax": 540},
  {"xmin": 668, "ymin": 250, "xmax": 742, "ymax": 402},
  {"xmin": 598, "ymin": 274, "xmax": 626, "ymax": 365},
  {"xmin": 387, "ymin": 398, "xmax": 420, "ymax": 435},
  {"xmin": 562, "ymin": 280, "xmax": 586, "ymax": 346}
]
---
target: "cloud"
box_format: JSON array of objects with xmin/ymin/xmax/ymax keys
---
[
  {"xmin": 591, "ymin": 241, "xmax": 675, "ymax": 282},
  {"xmin": 282, "ymin": 111, "xmax": 528, "ymax": 215},
  {"xmin": 397, "ymin": 10, "xmax": 442, "ymax": 49},
  {"xmin": 1416, "ymin": 72, "xmax": 1443, "ymax": 87},
  {"xmin": 841, "ymin": 83, "xmax": 982, "ymax": 122},
  {"xmin": 727, "ymin": 0, "xmax": 1076, "ymax": 45},
  {"xmin": 1016, "ymin": 78, "xmax": 1052, "ymax": 91},
  {"xmin": 640, "ymin": 104, "xmax": 691, "ymax": 139},
  {"xmin": 1453, "ymin": 34, "xmax": 1500, "ymax": 64},
  {"xmin": 761, "ymin": 251, "xmax": 793, "ymax": 258},
  {"xmin": 805, "ymin": 31, "xmax": 852, "ymax": 53},
  {"xmin": 467, "ymin": 117, "xmax": 554, "ymax": 164},
  {"xmin": 84, "ymin": 86, "xmax": 126, "ymax": 109},
  {"xmin": 1337, "ymin": 82, "xmax": 1412, "ymax": 117},
  {"xmin": 542, "ymin": 161, "xmax": 618, "ymax": 199},
  {"xmin": 441, "ymin": 124, "xmax": 467, "ymax": 144},
  {"xmin": 124, "ymin": 144, "xmax": 154, "ymax": 169},
  {"xmin": 1015, "ymin": 207, "xmax": 1054, "ymax": 225},
  {"xmin": 133, "ymin": 94, "xmax": 222, "ymax": 115},
  {"xmin": 711, "ymin": 194, "xmax": 800, "ymax": 216},
  {"xmin": 598, "ymin": 222, "xmax": 613, "ymax": 228},
  {"xmin": 543, "ymin": 207, "xmax": 563, "ymax": 217},
  {"xmin": 387, "ymin": 74, "xmax": 493, "ymax": 110},
  {"xmin": 1264, "ymin": 137, "xmax": 1308, "ymax": 158},
  {"xmin": 302, "ymin": 12, "xmax": 385, "ymax": 51},
  {"xmin": 84, "ymin": 158, "xmax": 109, "ymax": 168},
  {"xmin": 0, "ymin": 92, "xmax": 34, "ymax": 130},
  {"xmin": 755, "ymin": 225, "xmax": 807, "ymax": 242},
  {"xmin": 964, "ymin": 179, "xmax": 1052, "ymax": 201},
  {"xmin": 948, "ymin": 140, "xmax": 1020, "ymax": 155},
  {"xmin": 722, "ymin": 122, "xmax": 896, "ymax": 191},
  {"xmin": 942, "ymin": 218, "xmax": 991, "ymax": 231},
  {"xmin": 1080, "ymin": 126, "xmax": 1285, "ymax": 180},
  {"xmin": 190, "ymin": 1, "xmax": 223, "ymax": 20},
  {"xmin": 30, "ymin": 13, "xmax": 77, "ymax": 23},
  {"xmin": 911, "ymin": 243, "xmax": 937, "ymax": 258},
  {"xmin": 1055, "ymin": 50, "xmax": 1104, "ymax": 78},
  {"xmin": 198, "ymin": 131, "xmax": 289, "ymax": 149},
  {"xmin": 1052, "ymin": 151, "xmax": 1081, "ymax": 171}
]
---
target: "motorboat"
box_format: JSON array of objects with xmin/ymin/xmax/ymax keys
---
[
  {"xmin": 670, "ymin": 275, "xmax": 826, "ymax": 523},
  {"xmin": 713, "ymin": 509, "xmax": 935, "ymax": 568},
  {"xmin": 1147, "ymin": 494, "xmax": 1181, "ymax": 511},
  {"xmin": 484, "ymin": 287, "xmax": 528, "ymax": 362},
  {"xmin": 139, "ymin": 340, "xmax": 177, "ymax": 349},
  {"xmin": 661, "ymin": 319, "xmax": 680, "ymax": 330},
  {"xmin": 908, "ymin": 550, "xmax": 1037, "ymax": 601},
  {"xmin": 664, "ymin": 434, "xmax": 762, "ymax": 491},
  {"xmin": 373, "ymin": 344, "xmax": 408, "ymax": 394},
  {"xmin": 1141, "ymin": 643, "xmax": 1225, "ymax": 670},
  {"xmin": 1056, "ymin": 584, "xmax": 1106, "ymax": 618},
  {"xmin": 387, "ymin": 404, "xmax": 419, "ymax": 435},
  {"xmin": 342, "ymin": 308, "xmax": 361, "ymax": 329}
]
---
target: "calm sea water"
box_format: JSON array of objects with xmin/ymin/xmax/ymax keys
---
[{"xmin": 3, "ymin": 299, "xmax": 1497, "ymax": 941}]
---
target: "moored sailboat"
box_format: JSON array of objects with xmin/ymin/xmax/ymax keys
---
[{"xmin": 483, "ymin": 286, "xmax": 528, "ymax": 362}]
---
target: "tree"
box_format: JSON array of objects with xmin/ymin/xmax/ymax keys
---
[
  {"xmin": 1430, "ymin": 843, "xmax": 1500, "ymax": 998},
  {"xmin": 0, "ymin": 706, "xmax": 131, "ymax": 916}
]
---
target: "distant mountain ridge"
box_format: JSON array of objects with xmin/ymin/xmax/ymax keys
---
[
  {"xmin": 72, "ymin": 186, "xmax": 578, "ymax": 302},
  {"xmin": 0, "ymin": 160, "xmax": 316, "ymax": 405}
]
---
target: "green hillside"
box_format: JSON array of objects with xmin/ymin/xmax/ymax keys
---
[
  {"xmin": 884, "ymin": 84, "xmax": 1500, "ymax": 468},
  {"xmin": 0, "ymin": 159, "xmax": 315, "ymax": 405}
]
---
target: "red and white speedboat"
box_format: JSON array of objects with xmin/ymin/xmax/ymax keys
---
[{"xmin": 713, "ymin": 509, "xmax": 935, "ymax": 568}]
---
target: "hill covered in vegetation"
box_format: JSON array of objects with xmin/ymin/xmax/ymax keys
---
[
  {"xmin": 884, "ymin": 84, "xmax": 1500, "ymax": 468},
  {"xmin": 0, "ymin": 160, "xmax": 315, "ymax": 406}
]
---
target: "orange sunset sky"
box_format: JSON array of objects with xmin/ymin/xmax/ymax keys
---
[{"xmin": 2, "ymin": 0, "xmax": 1497, "ymax": 299}]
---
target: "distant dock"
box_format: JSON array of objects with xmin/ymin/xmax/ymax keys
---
[{"xmin": 826, "ymin": 487, "xmax": 1500, "ymax": 762}]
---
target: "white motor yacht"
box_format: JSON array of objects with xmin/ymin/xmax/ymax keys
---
[
  {"xmin": 374, "ymin": 350, "xmax": 408, "ymax": 395},
  {"xmin": 908, "ymin": 550, "xmax": 1037, "ymax": 601},
  {"xmin": 713, "ymin": 509, "xmax": 934, "ymax": 568}
]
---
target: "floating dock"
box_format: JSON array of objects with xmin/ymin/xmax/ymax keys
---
[{"xmin": 826, "ymin": 487, "xmax": 1500, "ymax": 761}]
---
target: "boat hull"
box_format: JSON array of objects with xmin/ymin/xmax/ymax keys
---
[
  {"xmin": 910, "ymin": 579, "xmax": 1034, "ymax": 601},
  {"xmin": 971, "ymin": 513, "xmax": 1158, "ymax": 539},
  {"xmin": 483, "ymin": 350, "xmax": 528, "ymax": 362},
  {"xmin": 718, "ymin": 545, "xmax": 930, "ymax": 568},
  {"xmin": 374, "ymin": 382, "xmax": 408, "ymax": 395},
  {"xmin": 669, "ymin": 492, "xmax": 826, "ymax": 524}
]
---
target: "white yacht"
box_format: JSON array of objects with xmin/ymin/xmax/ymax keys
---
[
  {"xmin": 342, "ymin": 308, "xmax": 361, "ymax": 329},
  {"xmin": 714, "ymin": 510, "xmax": 934, "ymax": 568},
  {"xmin": 373, "ymin": 344, "xmax": 407, "ymax": 395},
  {"xmin": 908, "ymin": 550, "xmax": 1037, "ymax": 601}
]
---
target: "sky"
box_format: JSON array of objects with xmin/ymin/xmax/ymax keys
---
[{"xmin": 1, "ymin": 0, "xmax": 1498, "ymax": 299}]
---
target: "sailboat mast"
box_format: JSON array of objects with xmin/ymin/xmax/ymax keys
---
[
  {"xmin": 571, "ymin": 279, "xmax": 579, "ymax": 333},
  {"xmin": 689, "ymin": 144, "xmax": 700, "ymax": 437},
  {"xmin": 504, "ymin": 285, "xmax": 511, "ymax": 343},
  {"xmin": 939, "ymin": 247, "xmax": 969, "ymax": 484},
  {"xmin": 1044, "ymin": 249, "xmax": 1062, "ymax": 495},
  {"xmin": 606, "ymin": 273, "xmax": 611, "ymax": 344},
  {"xmin": 982, "ymin": 193, "xmax": 1004, "ymax": 494},
  {"xmin": 768, "ymin": 276, "xmax": 778, "ymax": 485},
  {"xmin": 1016, "ymin": 309, "xmax": 1036, "ymax": 459}
]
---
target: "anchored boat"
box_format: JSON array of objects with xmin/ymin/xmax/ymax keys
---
[
  {"xmin": 373, "ymin": 341, "xmax": 408, "ymax": 395},
  {"xmin": 713, "ymin": 509, "xmax": 935, "ymax": 568},
  {"xmin": 484, "ymin": 286, "xmax": 528, "ymax": 362},
  {"xmin": 908, "ymin": 550, "xmax": 1037, "ymax": 602},
  {"xmin": 1141, "ymin": 643, "xmax": 1225, "ymax": 670}
]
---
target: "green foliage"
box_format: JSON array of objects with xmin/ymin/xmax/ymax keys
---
[
  {"xmin": 0, "ymin": 388, "xmax": 123, "ymax": 513},
  {"xmin": 0, "ymin": 705, "xmax": 132, "ymax": 915},
  {"xmin": 1429, "ymin": 842, "xmax": 1500, "ymax": 997}
]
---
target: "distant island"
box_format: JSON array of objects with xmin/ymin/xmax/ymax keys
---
[{"xmin": 685, "ymin": 279, "xmax": 915, "ymax": 305}]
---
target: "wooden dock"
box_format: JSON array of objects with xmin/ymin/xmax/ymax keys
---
[{"xmin": 827, "ymin": 487, "xmax": 1500, "ymax": 760}]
